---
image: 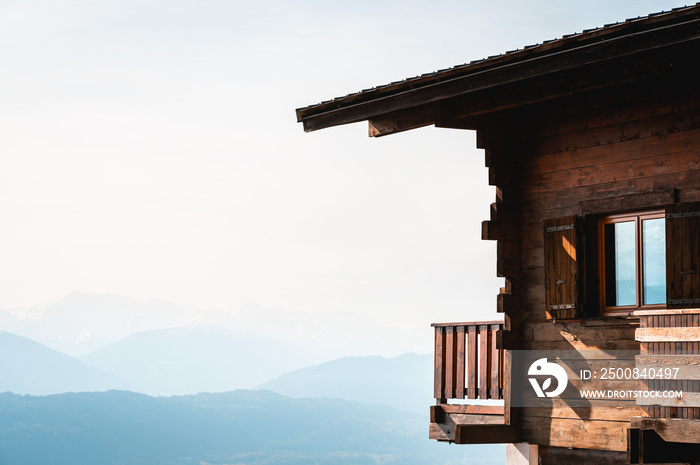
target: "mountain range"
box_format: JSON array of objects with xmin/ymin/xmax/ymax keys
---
[
  {"xmin": 0, "ymin": 292, "xmax": 238, "ymax": 356},
  {"xmin": 79, "ymin": 325, "xmax": 323, "ymax": 394},
  {"xmin": 2, "ymin": 327, "xmax": 435, "ymax": 404},
  {"xmin": 0, "ymin": 292, "xmax": 505, "ymax": 463},
  {"xmin": 0, "ymin": 291, "xmax": 428, "ymax": 358},
  {"xmin": 257, "ymin": 353, "xmax": 434, "ymax": 414},
  {"xmin": 0, "ymin": 390, "xmax": 502, "ymax": 465},
  {"xmin": 0, "ymin": 328, "xmax": 505, "ymax": 464},
  {"xmin": 0, "ymin": 331, "xmax": 133, "ymax": 395}
]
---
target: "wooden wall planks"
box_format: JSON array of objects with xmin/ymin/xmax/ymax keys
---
[{"xmin": 495, "ymin": 80, "xmax": 700, "ymax": 450}]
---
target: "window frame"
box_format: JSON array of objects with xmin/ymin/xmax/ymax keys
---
[{"xmin": 597, "ymin": 209, "xmax": 666, "ymax": 316}]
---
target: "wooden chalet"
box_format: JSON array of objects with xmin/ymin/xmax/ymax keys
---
[{"xmin": 297, "ymin": 5, "xmax": 700, "ymax": 464}]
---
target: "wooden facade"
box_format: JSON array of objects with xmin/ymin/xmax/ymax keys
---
[{"xmin": 297, "ymin": 6, "xmax": 700, "ymax": 464}]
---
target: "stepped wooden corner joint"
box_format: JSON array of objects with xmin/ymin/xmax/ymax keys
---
[{"xmin": 297, "ymin": 5, "xmax": 700, "ymax": 464}]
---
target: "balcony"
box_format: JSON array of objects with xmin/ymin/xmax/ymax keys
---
[
  {"xmin": 430, "ymin": 320, "xmax": 515, "ymax": 444},
  {"xmin": 628, "ymin": 309, "xmax": 700, "ymax": 463}
]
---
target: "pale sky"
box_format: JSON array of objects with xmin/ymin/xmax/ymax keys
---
[{"xmin": 0, "ymin": 0, "xmax": 686, "ymax": 333}]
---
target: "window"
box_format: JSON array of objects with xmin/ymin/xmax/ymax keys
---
[
  {"xmin": 544, "ymin": 202, "xmax": 700, "ymax": 320},
  {"xmin": 599, "ymin": 210, "xmax": 665, "ymax": 315}
]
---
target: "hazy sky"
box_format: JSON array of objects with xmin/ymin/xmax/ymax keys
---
[{"xmin": 0, "ymin": 0, "xmax": 686, "ymax": 331}]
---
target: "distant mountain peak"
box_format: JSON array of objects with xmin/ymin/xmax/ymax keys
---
[{"xmin": 0, "ymin": 330, "xmax": 135, "ymax": 395}]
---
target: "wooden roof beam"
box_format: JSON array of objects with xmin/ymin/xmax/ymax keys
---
[{"xmin": 367, "ymin": 104, "xmax": 437, "ymax": 137}]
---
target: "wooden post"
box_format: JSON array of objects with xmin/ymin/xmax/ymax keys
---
[
  {"xmin": 434, "ymin": 326, "xmax": 445, "ymax": 401},
  {"xmin": 504, "ymin": 349, "xmax": 512, "ymax": 426},
  {"xmin": 479, "ymin": 324, "xmax": 490, "ymax": 399},
  {"xmin": 490, "ymin": 325, "xmax": 500, "ymax": 399},
  {"xmin": 468, "ymin": 325, "xmax": 478, "ymax": 399},
  {"xmin": 445, "ymin": 326, "xmax": 455, "ymax": 399},
  {"xmin": 456, "ymin": 326, "xmax": 466, "ymax": 399}
]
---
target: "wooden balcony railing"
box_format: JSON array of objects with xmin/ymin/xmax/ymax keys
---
[
  {"xmin": 433, "ymin": 320, "xmax": 505, "ymax": 402},
  {"xmin": 634, "ymin": 309, "xmax": 700, "ymax": 420},
  {"xmin": 629, "ymin": 309, "xmax": 700, "ymax": 461}
]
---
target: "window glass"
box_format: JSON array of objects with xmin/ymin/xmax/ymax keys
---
[
  {"xmin": 643, "ymin": 218, "xmax": 666, "ymax": 305},
  {"xmin": 613, "ymin": 221, "xmax": 637, "ymax": 306}
]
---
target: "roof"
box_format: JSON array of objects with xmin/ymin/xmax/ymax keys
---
[{"xmin": 296, "ymin": 4, "xmax": 700, "ymax": 136}]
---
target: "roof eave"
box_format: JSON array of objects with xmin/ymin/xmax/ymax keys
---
[{"xmin": 297, "ymin": 6, "xmax": 700, "ymax": 136}]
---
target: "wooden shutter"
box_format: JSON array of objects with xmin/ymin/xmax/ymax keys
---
[
  {"xmin": 544, "ymin": 216, "xmax": 580, "ymax": 319},
  {"xmin": 666, "ymin": 202, "xmax": 700, "ymax": 308}
]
